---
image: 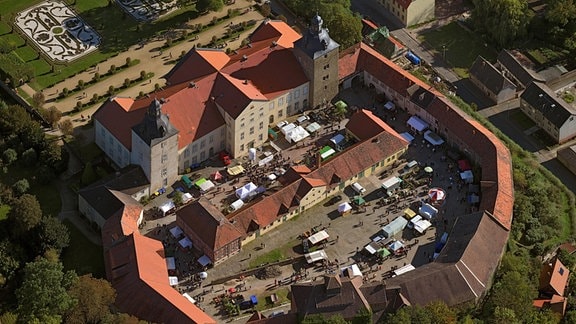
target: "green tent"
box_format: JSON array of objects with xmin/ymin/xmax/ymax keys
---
[
  {"xmin": 378, "ymin": 248, "xmax": 391, "ymax": 258},
  {"xmin": 353, "ymin": 195, "xmax": 366, "ymax": 205},
  {"xmin": 195, "ymin": 178, "xmax": 207, "ymax": 187}
]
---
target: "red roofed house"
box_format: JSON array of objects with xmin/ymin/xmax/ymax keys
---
[
  {"xmin": 534, "ymin": 257, "xmax": 570, "ymax": 316},
  {"xmin": 176, "ymin": 198, "xmax": 242, "ymax": 264},
  {"xmin": 101, "ymin": 190, "xmax": 216, "ymax": 323},
  {"xmin": 375, "ymin": 0, "xmax": 435, "ymax": 27}
]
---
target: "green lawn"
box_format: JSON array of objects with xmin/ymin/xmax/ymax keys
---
[
  {"xmin": 61, "ymin": 219, "xmax": 105, "ymax": 278},
  {"xmin": 0, "ymin": 33, "xmax": 25, "ymax": 48},
  {"xmin": 249, "ymin": 249, "xmax": 284, "ymax": 268},
  {"xmin": 14, "ymin": 45, "xmax": 39, "ymax": 62},
  {"xmin": 254, "ymin": 287, "xmax": 290, "ymax": 311},
  {"xmin": 77, "ymin": 142, "xmax": 104, "ymax": 164},
  {"xmin": 0, "ymin": 21, "xmax": 12, "ymax": 35},
  {"xmin": 419, "ymin": 22, "xmax": 498, "ymax": 78},
  {"xmin": 0, "ymin": 204, "xmax": 10, "ymax": 221}
]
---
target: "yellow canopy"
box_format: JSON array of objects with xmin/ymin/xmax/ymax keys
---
[
  {"xmin": 403, "ymin": 208, "xmax": 416, "ymax": 219},
  {"xmin": 227, "ymin": 165, "xmax": 245, "ymax": 176}
]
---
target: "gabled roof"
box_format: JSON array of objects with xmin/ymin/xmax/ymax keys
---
[
  {"xmin": 102, "ymin": 198, "xmax": 216, "ymax": 323},
  {"xmin": 291, "ymin": 275, "xmax": 371, "ymax": 320},
  {"xmin": 521, "ymin": 81, "xmax": 576, "ymax": 128},
  {"xmin": 346, "ymin": 109, "xmax": 409, "ymax": 143},
  {"xmin": 497, "ymin": 49, "xmax": 545, "ymax": 87},
  {"xmin": 78, "ymin": 166, "xmax": 149, "ymax": 220},
  {"xmin": 164, "ymin": 48, "xmax": 230, "ymax": 85},
  {"xmin": 539, "ymin": 258, "xmax": 570, "ymax": 296},
  {"xmin": 93, "ymin": 84, "xmax": 189, "ymax": 150},
  {"xmin": 386, "ymin": 211, "xmax": 509, "ymax": 306},
  {"xmin": 177, "ymin": 198, "xmax": 242, "ymax": 250},
  {"xmin": 250, "ymin": 19, "xmax": 302, "ymax": 48},
  {"xmin": 469, "ymin": 56, "xmax": 516, "ymax": 95}
]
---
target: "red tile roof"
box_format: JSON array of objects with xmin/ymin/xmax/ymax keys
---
[
  {"xmin": 250, "ymin": 19, "xmax": 302, "ymax": 48},
  {"xmin": 102, "ymin": 193, "xmax": 215, "ymax": 323},
  {"xmin": 164, "ymin": 49, "xmax": 229, "ymax": 85},
  {"xmin": 540, "ymin": 258, "xmax": 570, "ymax": 296},
  {"xmin": 347, "ymin": 109, "xmax": 409, "ymax": 144},
  {"xmin": 177, "ymin": 198, "xmax": 243, "ymax": 251}
]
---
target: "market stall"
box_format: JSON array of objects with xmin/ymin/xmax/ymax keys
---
[
  {"xmin": 305, "ymin": 250, "xmax": 328, "ymax": 264},
  {"xmin": 308, "ymin": 230, "xmax": 329, "ymax": 245}
]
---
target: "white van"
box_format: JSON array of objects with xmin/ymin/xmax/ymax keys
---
[{"xmin": 351, "ymin": 182, "xmax": 366, "ymax": 195}]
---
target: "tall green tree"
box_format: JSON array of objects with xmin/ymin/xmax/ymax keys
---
[
  {"xmin": 472, "ymin": 0, "xmax": 533, "ymax": 47},
  {"xmin": 320, "ymin": 4, "xmax": 362, "ymax": 49},
  {"xmin": 16, "ymin": 258, "xmax": 77, "ymax": 323},
  {"xmin": 9, "ymin": 194, "xmax": 42, "ymax": 237},
  {"xmin": 65, "ymin": 274, "xmax": 116, "ymax": 324},
  {"xmin": 36, "ymin": 217, "xmax": 70, "ymax": 254}
]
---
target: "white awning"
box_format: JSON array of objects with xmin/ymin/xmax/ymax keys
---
[
  {"xmin": 320, "ymin": 147, "xmax": 336, "ymax": 159},
  {"xmin": 364, "ymin": 242, "xmax": 381, "ymax": 255},
  {"xmin": 424, "ymin": 130, "xmax": 445, "ymax": 146},
  {"xmin": 230, "ymin": 199, "xmax": 244, "ymax": 211},
  {"xmin": 199, "ymin": 180, "xmax": 215, "ymax": 193},
  {"xmin": 182, "ymin": 192, "xmax": 193, "ymax": 204},
  {"xmin": 338, "ymin": 202, "xmax": 352, "ymax": 213},
  {"xmin": 169, "ymin": 226, "xmax": 183, "ymax": 238},
  {"xmin": 183, "ymin": 293, "xmax": 196, "ymax": 304},
  {"xmin": 281, "ymin": 123, "xmax": 296, "ymax": 135},
  {"xmin": 160, "ymin": 200, "xmax": 176, "ymax": 215},
  {"xmin": 306, "ymin": 122, "xmax": 321, "ymax": 133},
  {"xmin": 236, "ymin": 182, "xmax": 257, "ymax": 200},
  {"xmin": 169, "ymin": 276, "xmax": 179, "ymax": 286},
  {"xmin": 393, "ymin": 264, "xmax": 415, "ymax": 277},
  {"xmin": 399, "ymin": 132, "xmax": 414, "ymax": 143},
  {"xmin": 285, "ymin": 125, "xmax": 310, "ymax": 143},
  {"xmin": 179, "ymin": 237, "xmax": 193, "ymax": 248},
  {"xmin": 414, "ymin": 219, "xmax": 432, "ymax": 234},
  {"xmin": 198, "ymin": 255, "xmax": 212, "ymax": 267},
  {"xmin": 308, "ymin": 230, "xmax": 329, "ymax": 245},
  {"xmin": 382, "ymin": 176, "xmax": 402, "ymax": 190},
  {"xmin": 305, "ymin": 250, "xmax": 328, "ymax": 263},
  {"xmin": 419, "ymin": 203, "xmax": 438, "ymax": 220},
  {"xmin": 407, "ymin": 116, "xmax": 429, "ymax": 132},
  {"xmin": 341, "ymin": 264, "xmax": 363, "ymax": 278},
  {"xmin": 166, "ymin": 257, "xmax": 176, "ymax": 270}
]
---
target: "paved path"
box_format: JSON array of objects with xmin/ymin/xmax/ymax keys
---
[
  {"xmin": 19, "ymin": 1, "xmax": 263, "ymax": 130},
  {"xmin": 477, "ymin": 98, "xmax": 519, "ymax": 118}
]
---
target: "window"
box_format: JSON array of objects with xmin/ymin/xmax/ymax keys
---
[
  {"xmin": 250, "ymin": 118, "xmax": 254, "ymax": 124},
  {"xmin": 249, "ymin": 127, "xmax": 254, "ymax": 135},
  {"xmin": 278, "ymin": 97, "xmax": 284, "ymax": 106},
  {"xmin": 286, "ymin": 105, "xmax": 292, "ymax": 114},
  {"xmin": 161, "ymin": 168, "xmax": 167, "ymax": 177},
  {"xmin": 200, "ymin": 140, "xmax": 206, "ymax": 148},
  {"xmin": 192, "ymin": 156, "xmax": 197, "ymax": 164},
  {"xmin": 259, "ymin": 121, "xmax": 264, "ymax": 130},
  {"xmin": 258, "ymin": 134, "xmax": 263, "ymax": 141},
  {"xmin": 200, "ymin": 151, "xmax": 205, "ymax": 160},
  {"xmin": 295, "ymin": 102, "xmax": 300, "ymax": 111},
  {"xmin": 209, "ymin": 135, "xmax": 214, "ymax": 143},
  {"xmin": 161, "ymin": 154, "xmax": 167, "ymax": 163},
  {"xmin": 240, "ymin": 132, "xmax": 245, "ymax": 140},
  {"xmin": 269, "ymin": 102, "xmax": 275, "ymax": 110},
  {"xmin": 303, "ymin": 85, "xmax": 308, "ymax": 94},
  {"xmin": 220, "ymin": 140, "xmax": 225, "ymax": 149},
  {"xmin": 184, "ymin": 149, "xmax": 190, "ymax": 157},
  {"xmin": 259, "ymin": 112, "xmax": 264, "ymax": 118},
  {"xmin": 287, "ymin": 93, "xmax": 292, "ymax": 103},
  {"xmin": 240, "ymin": 144, "xmax": 244, "ymax": 151},
  {"xmin": 295, "ymin": 90, "xmax": 300, "ymax": 98},
  {"xmin": 240, "ymin": 123, "xmax": 245, "ymax": 128},
  {"xmin": 192, "ymin": 144, "xmax": 198, "ymax": 152},
  {"xmin": 278, "ymin": 110, "xmax": 283, "ymax": 118}
]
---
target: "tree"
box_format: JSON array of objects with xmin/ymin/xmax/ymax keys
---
[
  {"xmin": 546, "ymin": 0, "xmax": 576, "ymax": 26},
  {"xmin": 352, "ymin": 307, "xmax": 372, "ymax": 324},
  {"xmin": 21, "ymin": 148, "xmax": 37, "ymax": 166},
  {"xmin": 59, "ymin": 119, "xmax": 74, "ymax": 137},
  {"xmin": 472, "ymin": 0, "xmax": 533, "ymax": 47},
  {"xmin": 0, "ymin": 240, "xmax": 22, "ymax": 286},
  {"xmin": 196, "ymin": 0, "xmax": 224, "ymax": 13},
  {"xmin": 36, "ymin": 217, "xmax": 70, "ymax": 253},
  {"xmin": 483, "ymin": 271, "xmax": 536, "ymax": 322},
  {"xmin": 32, "ymin": 91, "xmax": 46, "ymax": 109},
  {"xmin": 2, "ymin": 148, "xmax": 17, "ymax": 165},
  {"xmin": 173, "ymin": 190, "xmax": 183, "ymax": 206},
  {"xmin": 42, "ymin": 106, "xmax": 62, "ymax": 128},
  {"xmin": 320, "ymin": 4, "xmax": 362, "ymax": 49},
  {"xmin": 65, "ymin": 274, "xmax": 116, "ymax": 324},
  {"xmin": 9, "ymin": 194, "xmax": 42, "ymax": 236},
  {"xmin": 301, "ymin": 314, "xmax": 348, "ymax": 323},
  {"xmin": 424, "ymin": 301, "xmax": 457, "ymax": 323},
  {"xmin": 16, "ymin": 258, "xmax": 77, "ymax": 323},
  {"xmin": 12, "ymin": 179, "xmax": 30, "ymax": 195}
]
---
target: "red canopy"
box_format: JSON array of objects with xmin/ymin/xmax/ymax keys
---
[
  {"xmin": 457, "ymin": 159, "xmax": 471, "ymax": 171},
  {"xmin": 212, "ymin": 171, "xmax": 223, "ymax": 180}
]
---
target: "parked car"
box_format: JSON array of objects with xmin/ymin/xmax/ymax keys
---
[{"xmin": 167, "ymin": 187, "xmax": 184, "ymax": 198}]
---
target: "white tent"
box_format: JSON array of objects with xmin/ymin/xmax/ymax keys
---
[
  {"xmin": 236, "ymin": 182, "xmax": 257, "ymax": 200},
  {"xmin": 414, "ymin": 219, "xmax": 432, "ymax": 234},
  {"xmin": 182, "ymin": 192, "xmax": 193, "ymax": 204},
  {"xmin": 285, "ymin": 126, "xmax": 310, "ymax": 143},
  {"xmin": 305, "ymin": 250, "xmax": 328, "ymax": 263},
  {"xmin": 407, "ymin": 116, "xmax": 429, "ymax": 132},
  {"xmin": 281, "ymin": 123, "xmax": 296, "ymax": 135},
  {"xmin": 166, "ymin": 257, "xmax": 176, "ymax": 270},
  {"xmin": 160, "ymin": 200, "xmax": 176, "ymax": 216},
  {"xmin": 183, "ymin": 293, "xmax": 196, "ymax": 304},
  {"xmin": 338, "ymin": 202, "xmax": 352, "ymax": 213},
  {"xmin": 382, "ymin": 217, "xmax": 408, "ymax": 238},
  {"xmin": 169, "ymin": 276, "xmax": 179, "ymax": 286},
  {"xmin": 341, "ymin": 264, "xmax": 363, "ymax": 278},
  {"xmin": 382, "ymin": 176, "xmax": 402, "ymax": 192},
  {"xmin": 230, "ymin": 199, "xmax": 244, "ymax": 211},
  {"xmin": 419, "ymin": 203, "xmax": 438, "ymax": 220},
  {"xmin": 320, "ymin": 147, "xmax": 336, "ymax": 159},
  {"xmin": 399, "ymin": 132, "xmax": 414, "ymax": 143},
  {"xmin": 364, "ymin": 242, "xmax": 381, "ymax": 255},
  {"xmin": 198, "ymin": 179, "xmax": 215, "ymax": 193},
  {"xmin": 460, "ymin": 170, "xmax": 474, "ymax": 183},
  {"xmin": 179, "ymin": 237, "xmax": 193, "ymax": 248},
  {"xmin": 169, "ymin": 226, "xmax": 183, "ymax": 238},
  {"xmin": 308, "ymin": 230, "xmax": 329, "ymax": 245},
  {"xmin": 198, "ymin": 255, "xmax": 212, "ymax": 267},
  {"xmin": 393, "ymin": 264, "xmax": 415, "ymax": 277},
  {"xmin": 306, "ymin": 122, "xmax": 321, "ymax": 133},
  {"xmin": 388, "ymin": 240, "xmax": 404, "ymax": 252},
  {"xmin": 424, "ymin": 130, "xmax": 445, "ymax": 146}
]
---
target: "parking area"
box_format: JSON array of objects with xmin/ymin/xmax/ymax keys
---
[{"xmin": 138, "ymin": 86, "xmax": 481, "ymax": 321}]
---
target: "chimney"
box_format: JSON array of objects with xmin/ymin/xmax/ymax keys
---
[{"xmin": 243, "ymin": 80, "xmax": 248, "ymax": 85}]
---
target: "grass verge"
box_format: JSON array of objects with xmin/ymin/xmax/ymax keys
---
[{"xmin": 61, "ymin": 219, "xmax": 105, "ymax": 278}]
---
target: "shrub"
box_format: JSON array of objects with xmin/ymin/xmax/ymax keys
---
[
  {"xmin": 2, "ymin": 148, "xmax": 17, "ymax": 165},
  {"xmin": 91, "ymin": 93, "xmax": 98, "ymax": 104},
  {"xmin": 108, "ymin": 85, "xmax": 115, "ymax": 95},
  {"xmin": 123, "ymin": 78, "xmax": 131, "ymax": 88},
  {"xmin": 21, "ymin": 148, "xmax": 37, "ymax": 166},
  {"xmin": 154, "ymin": 83, "xmax": 161, "ymax": 91},
  {"xmin": 77, "ymin": 79, "xmax": 84, "ymax": 90},
  {"xmin": 140, "ymin": 70, "xmax": 146, "ymax": 80},
  {"xmin": 125, "ymin": 57, "xmax": 132, "ymax": 66},
  {"xmin": 93, "ymin": 72, "xmax": 100, "ymax": 81},
  {"xmin": 76, "ymin": 101, "xmax": 83, "ymax": 111},
  {"xmin": 109, "ymin": 64, "xmax": 116, "ymax": 74},
  {"xmin": 62, "ymin": 87, "xmax": 69, "ymax": 96},
  {"xmin": 13, "ymin": 179, "xmax": 30, "ymax": 195}
]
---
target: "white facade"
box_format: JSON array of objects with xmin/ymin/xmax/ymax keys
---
[
  {"xmin": 95, "ymin": 119, "xmax": 131, "ymax": 168},
  {"xmin": 178, "ymin": 125, "xmax": 226, "ymax": 172},
  {"xmin": 131, "ymin": 130, "xmax": 179, "ymax": 191}
]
